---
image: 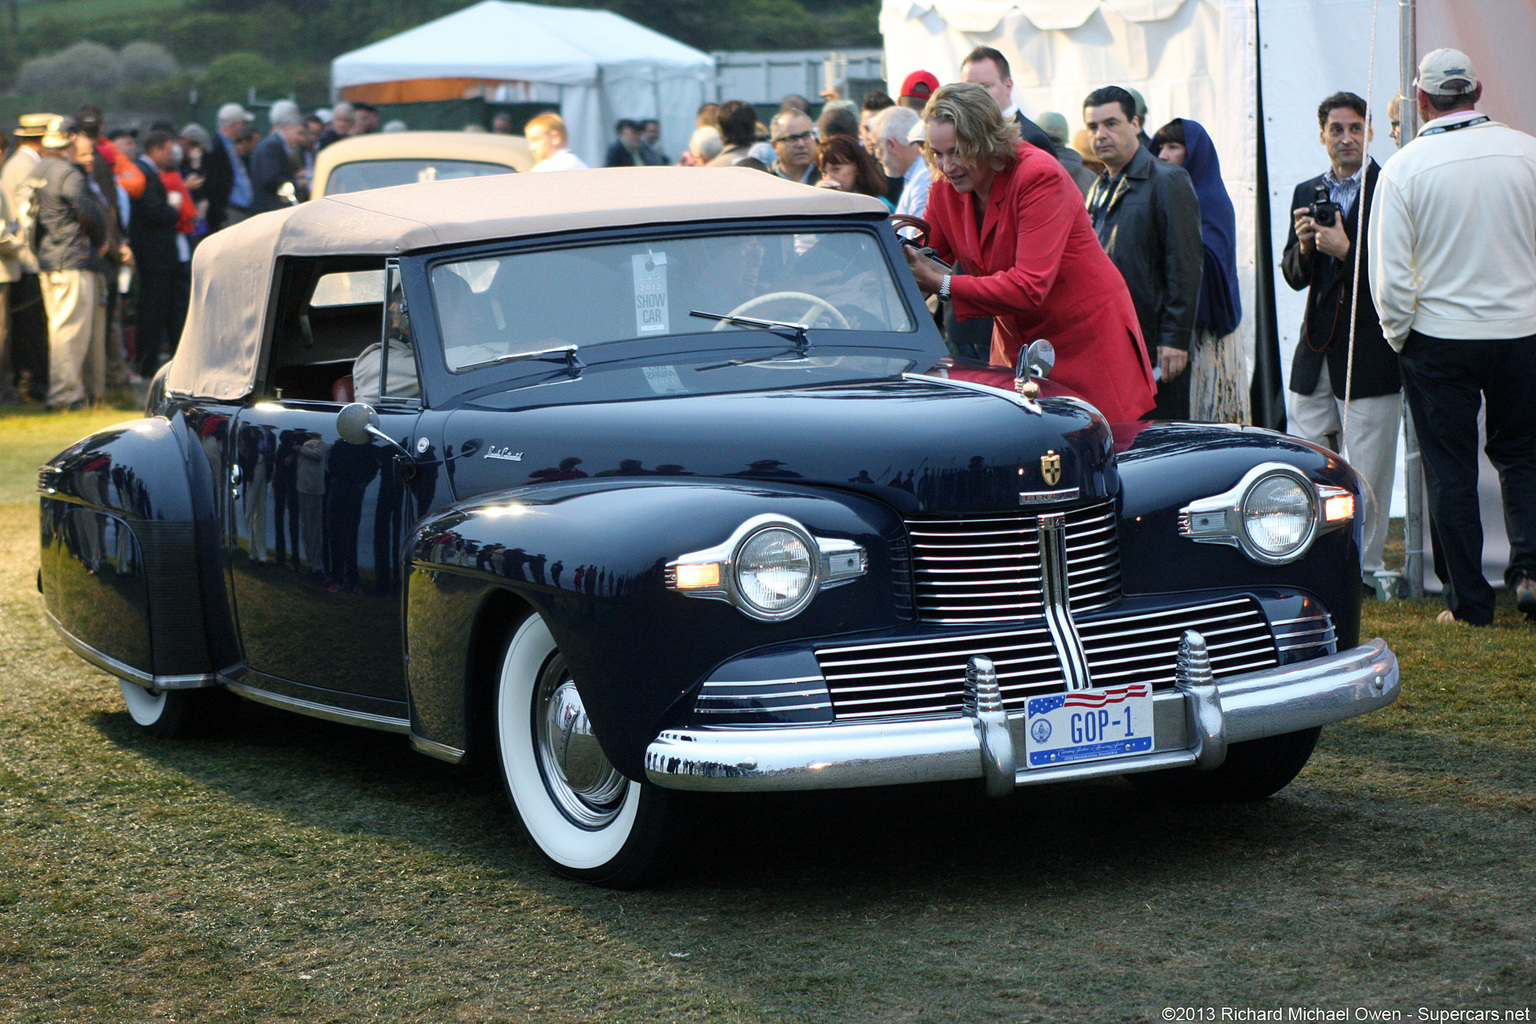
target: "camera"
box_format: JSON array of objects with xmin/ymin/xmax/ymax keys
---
[{"xmin": 1309, "ymin": 184, "xmax": 1341, "ymax": 228}]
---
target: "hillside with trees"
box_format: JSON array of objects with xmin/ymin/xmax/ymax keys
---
[{"xmin": 1, "ymin": 0, "xmax": 880, "ymax": 121}]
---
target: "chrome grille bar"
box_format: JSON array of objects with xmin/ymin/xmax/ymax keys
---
[
  {"xmin": 907, "ymin": 502, "xmax": 1121, "ymax": 623},
  {"xmin": 817, "ymin": 596, "xmax": 1277, "ymax": 721}
]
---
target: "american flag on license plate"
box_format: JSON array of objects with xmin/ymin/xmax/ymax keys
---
[{"xmin": 1028, "ymin": 683, "xmax": 1150, "ymax": 716}]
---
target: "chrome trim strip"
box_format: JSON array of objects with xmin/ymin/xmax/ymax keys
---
[
  {"xmin": 1037, "ymin": 513, "xmax": 1091, "ymax": 690},
  {"xmin": 44, "ymin": 610, "xmax": 217, "ymax": 691},
  {"xmin": 410, "ymin": 735, "xmax": 466, "ymax": 764},
  {"xmin": 223, "ymin": 680, "xmax": 412, "ymax": 734},
  {"xmin": 647, "ymin": 640, "xmax": 1398, "ymax": 792},
  {"xmin": 904, "ymin": 370, "xmax": 1042, "ymax": 414}
]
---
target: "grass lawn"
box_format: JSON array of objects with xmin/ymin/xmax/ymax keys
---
[{"xmin": 1, "ymin": 407, "xmax": 1532, "ymax": 1022}]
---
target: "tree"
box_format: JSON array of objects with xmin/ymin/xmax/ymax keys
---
[{"xmin": 120, "ymin": 41, "xmax": 179, "ymax": 85}]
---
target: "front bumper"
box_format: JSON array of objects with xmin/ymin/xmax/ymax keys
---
[{"xmin": 643, "ymin": 637, "xmax": 1399, "ymax": 793}]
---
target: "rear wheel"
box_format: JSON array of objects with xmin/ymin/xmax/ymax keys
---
[
  {"xmin": 494, "ymin": 614, "xmax": 677, "ymax": 887},
  {"xmin": 118, "ymin": 680, "xmax": 236, "ymax": 739},
  {"xmin": 1126, "ymin": 727, "xmax": 1322, "ymax": 802}
]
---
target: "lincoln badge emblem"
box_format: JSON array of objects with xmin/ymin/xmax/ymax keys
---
[{"xmin": 1041, "ymin": 451, "xmax": 1062, "ymax": 486}]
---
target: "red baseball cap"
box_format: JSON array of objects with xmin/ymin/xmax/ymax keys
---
[{"xmin": 900, "ymin": 70, "xmax": 940, "ymax": 101}]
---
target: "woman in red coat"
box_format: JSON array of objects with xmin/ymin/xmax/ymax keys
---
[{"xmin": 904, "ymin": 83, "xmax": 1156, "ymax": 423}]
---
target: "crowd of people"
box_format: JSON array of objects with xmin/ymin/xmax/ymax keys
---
[
  {"xmin": 3, "ymin": 44, "xmax": 1533, "ymax": 623},
  {"xmin": 0, "ymin": 100, "xmax": 386, "ymax": 408}
]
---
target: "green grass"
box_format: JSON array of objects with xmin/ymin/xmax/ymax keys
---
[{"xmin": 1, "ymin": 409, "xmax": 1533, "ymax": 1022}]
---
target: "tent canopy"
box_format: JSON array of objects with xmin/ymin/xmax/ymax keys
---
[{"xmin": 331, "ymin": 1, "xmax": 713, "ymax": 166}]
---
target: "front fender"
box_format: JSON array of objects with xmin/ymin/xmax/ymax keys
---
[
  {"xmin": 1116, "ymin": 422, "xmax": 1364, "ymax": 647},
  {"xmin": 404, "ymin": 479, "xmax": 909, "ymax": 778}
]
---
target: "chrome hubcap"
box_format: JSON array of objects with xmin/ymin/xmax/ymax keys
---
[{"xmin": 534, "ymin": 659, "xmax": 627, "ymax": 828}]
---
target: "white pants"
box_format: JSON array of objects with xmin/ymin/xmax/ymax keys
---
[
  {"xmin": 39, "ymin": 269, "xmax": 104, "ymax": 407},
  {"xmin": 1287, "ymin": 361, "xmax": 1401, "ymax": 577}
]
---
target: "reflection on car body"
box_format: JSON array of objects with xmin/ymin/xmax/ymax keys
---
[{"xmin": 39, "ymin": 167, "xmax": 1398, "ymax": 888}]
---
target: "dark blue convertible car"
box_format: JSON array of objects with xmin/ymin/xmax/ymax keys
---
[{"xmin": 38, "ymin": 168, "xmax": 1399, "ymax": 886}]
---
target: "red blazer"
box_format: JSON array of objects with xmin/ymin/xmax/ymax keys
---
[{"xmin": 927, "ymin": 142, "xmax": 1157, "ymax": 423}]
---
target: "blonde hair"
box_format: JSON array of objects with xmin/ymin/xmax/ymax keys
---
[
  {"xmin": 523, "ymin": 112, "xmax": 566, "ymax": 141},
  {"xmin": 921, "ymin": 82, "xmax": 1020, "ymax": 176}
]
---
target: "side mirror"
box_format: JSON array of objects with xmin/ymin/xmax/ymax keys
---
[
  {"xmin": 1014, "ymin": 339, "xmax": 1055, "ymax": 397},
  {"xmin": 336, "ymin": 401, "xmax": 378, "ymax": 445},
  {"xmin": 337, "ymin": 402, "xmax": 417, "ymax": 474}
]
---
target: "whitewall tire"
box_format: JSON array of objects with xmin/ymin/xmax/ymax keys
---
[
  {"xmin": 494, "ymin": 613, "xmax": 676, "ymax": 887},
  {"xmin": 118, "ymin": 680, "xmax": 234, "ymax": 738}
]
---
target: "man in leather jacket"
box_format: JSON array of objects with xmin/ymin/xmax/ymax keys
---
[{"xmin": 1084, "ymin": 85, "xmax": 1202, "ymax": 419}]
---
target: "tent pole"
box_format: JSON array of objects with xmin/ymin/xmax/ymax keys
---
[
  {"xmin": 1250, "ymin": 1, "xmax": 1285, "ymax": 431},
  {"xmin": 1398, "ymin": 0, "xmax": 1425, "ymax": 598}
]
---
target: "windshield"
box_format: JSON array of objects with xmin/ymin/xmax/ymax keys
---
[
  {"xmin": 430, "ymin": 229, "xmax": 916, "ymax": 372},
  {"xmin": 324, "ymin": 159, "xmax": 516, "ymax": 195}
]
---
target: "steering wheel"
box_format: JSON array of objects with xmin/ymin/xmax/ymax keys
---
[
  {"xmin": 889, "ymin": 214, "xmax": 930, "ymax": 247},
  {"xmin": 715, "ymin": 291, "xmax": 850, "ymax": 331}
]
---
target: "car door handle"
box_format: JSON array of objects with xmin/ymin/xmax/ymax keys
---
[{"xmin": 230, "ymin": 463, "xmax": 243, "ymax": 500}]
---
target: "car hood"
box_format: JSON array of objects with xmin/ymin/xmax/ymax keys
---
[{"xmin": 438, "ymin": 376, "xmax": 1116, "ymax": 515}]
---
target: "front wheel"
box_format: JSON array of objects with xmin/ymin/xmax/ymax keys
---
[
  {"xmin": 118, "ymin": 680, "xmax": 236, "ymax": 739},
  {"xmin": 1125, "ymin": 727, "xmax": 1322, "ymax": 802},
  {"xmin": 494, "ymin": 614, "xmax": 678, "ymax": 887}
]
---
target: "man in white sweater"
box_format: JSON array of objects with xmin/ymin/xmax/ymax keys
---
[{"xmin": 1370, "ymin": 48, "xmax": 1536, "ymax": 625}]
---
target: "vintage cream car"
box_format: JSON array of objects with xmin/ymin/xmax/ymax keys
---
[{"xmin": 311, "ymin": 130, "xmax": 533, "ymax": 198}]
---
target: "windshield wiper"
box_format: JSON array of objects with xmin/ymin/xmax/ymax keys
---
[
  {"xmin": 689, "ymin": 309, "xmax": 811, "ymax": 356},
  {"xmin": 476, "ymin": 343, "xmax": 584, "ymax": 377}
]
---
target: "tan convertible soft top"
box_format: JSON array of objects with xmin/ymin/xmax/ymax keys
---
[{"xmin": 167, "ymin": 167, "xmax": 887, "ymax": 400}]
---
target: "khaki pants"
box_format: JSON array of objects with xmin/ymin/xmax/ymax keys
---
[{"xmin": 39, "ymin": 269, "xmax": 105, "ymax": 408}]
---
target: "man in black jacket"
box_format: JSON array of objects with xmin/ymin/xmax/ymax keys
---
[
  {"xmin": 1282, "ymin": 90, "xmax": 1401, "ymax": 591},
  {"xmin": 959, "ymin": 46, "xmax": 1057, "ymax": 159},
  {"xmin": 130, "ymin": 129, "xmax": 184, "ymax": 379},
  {"xmin": 202, "ymin": 102, "xmax": 255, "ymax": 231},
  {"xmin": 1084, "ymin": 85, "xmax": 1202, "ymax": 419}
]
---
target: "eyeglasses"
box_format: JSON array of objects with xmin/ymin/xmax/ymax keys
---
[{"xmin": 772, "ymin": 131, "xmax": 815, "ymax": 144}]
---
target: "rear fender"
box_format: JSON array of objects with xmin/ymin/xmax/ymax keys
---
[{"xmin": 39, "ymin": 413, "xmax": 221, "ymax": 686}]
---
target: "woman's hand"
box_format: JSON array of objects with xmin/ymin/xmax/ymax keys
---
[{"xmin": 904, "ymin": 245, "xmax": 945, "ymax": 296}]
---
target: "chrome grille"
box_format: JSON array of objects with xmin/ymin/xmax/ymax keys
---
[
  {"xmin": 1270, "ymin": 611, "xmax": 1337, "ymax": 654},
  {"xmin": 906, "ymin": 502, "xmax": 1120, "ymax": 623},
  {"xmin": 815, "ymin": 596, "xmax": 1276, "ymax": 721}
]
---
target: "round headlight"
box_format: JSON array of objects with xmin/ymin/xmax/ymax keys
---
[
  {"xmin": 733, "ymin": 526, "xmax": 816, "ymax": 619},
  {"xmin": 1241, "ymin": 472, "xmax": 1317, "ymax": 562}
]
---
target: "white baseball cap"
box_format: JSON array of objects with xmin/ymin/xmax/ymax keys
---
[{"xmin": 1416, "ymin": 48, "xmax": 1478, "ymax": 97}]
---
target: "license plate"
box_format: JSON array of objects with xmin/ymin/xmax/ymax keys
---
[{"xmin": 1023, "ymin": 683, "xmax": 1154, "ymax": 768}]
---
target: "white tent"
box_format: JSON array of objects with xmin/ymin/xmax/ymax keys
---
[{"xmin": 330, "ymin": 0, "xmax": 714, "ymax": 167}]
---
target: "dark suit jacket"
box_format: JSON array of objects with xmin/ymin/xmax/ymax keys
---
[
  {"xmin": 1013, "ymin": 111, "xmax": 1058, "ymax": 159},
  {"xmin": 604, "ymin": 141, "xmax": 638, "ymax": 168},
  {"xmin": 1280, "ymin": 161, "xmax": 1400, "ymax": 399},
  {"xmin": 1086, "ymin": 143, "xmax": 1203, "ymax": 356},
  {"xmin": 127, "ymin": 156, "xmax": 179, "ymax": 275},
  {"xmin": 248, "ymin": 132, "xmax": 294, "ymax": 215},
  {"xmin": 203, "ymin": 132, "xmax": 239, "ymax": 231}
]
